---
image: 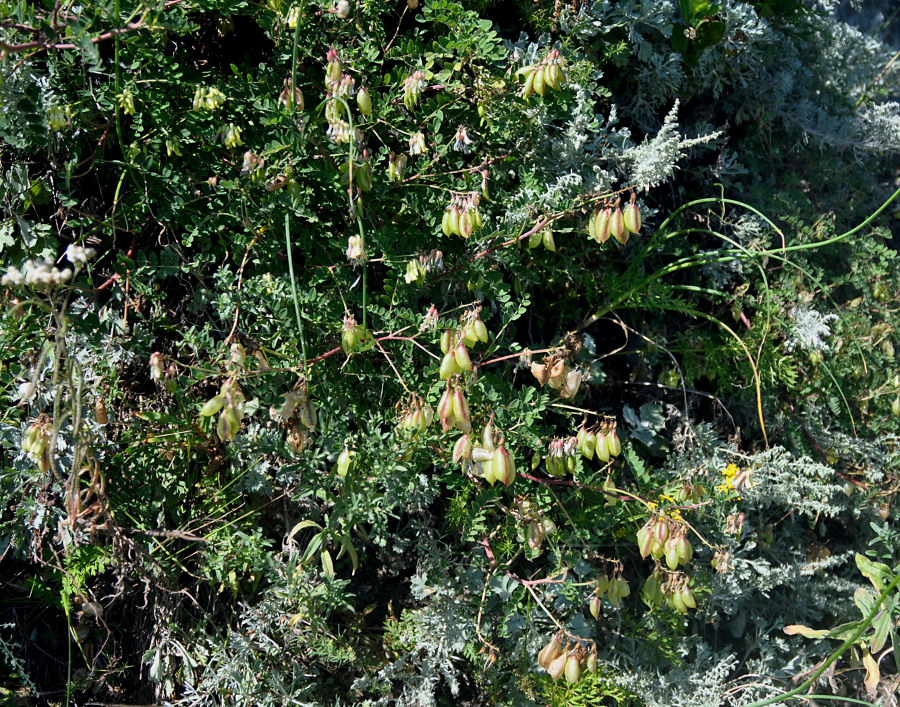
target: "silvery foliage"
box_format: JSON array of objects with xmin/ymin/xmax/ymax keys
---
[
  {"xmin": 623, "ymin": 101, "xmax": 722, "ymax": 190},
  {"xmin": 351, "ymin": 569, "xmax": 477, "ymax": 707},
  {"xmin": 783, "ymin": 305, "xmax": 839, "ymax": 354},
  {"xmin": 740, "ymin": 446, "xmax": 840, "ymax": 517},
  {"xmin": 560, "ymin": 0, "xmax": 900, "ymax": 159},
  {"xmin": 608, "ymin": 648, "xmax": 746, "ymax": 707}
]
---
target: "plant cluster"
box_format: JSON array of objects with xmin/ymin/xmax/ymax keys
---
[{"xmin": 1, "ymin": 0, "xmax": 900, "ymax": 704}]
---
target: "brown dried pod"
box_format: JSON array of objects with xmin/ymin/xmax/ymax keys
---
[
  {"xmin": 537, "ymin": 632, "xmax": 562, "ymax": 669},
  {"xmin": 547, "ymin": 651, "xmax": 568, "ymax": 681},
  {"xmin": 530, "ymin": 362, "xmax": 550, "ymax": 386},
  {"xmin": 94, "ymin": 397, "xmax": 108, "ymax": 425}
]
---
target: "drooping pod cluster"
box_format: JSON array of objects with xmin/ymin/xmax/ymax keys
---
[
  {"xmin": 591, "ymin": 570, "xmax": 631, "ymax": 610},
  {"xmin": 636, "ymin": 516, "xmax": 694, "ymax": 570},
  {"xmin": 404, "ymin": 249, "xmax": 444, "ymax": 286},
  {"xmin": 441, "ymin": 194, "xmax": 484, "ymax": 239},
  {"xmin": 528, "ymin": 354, "xmax": 581, "ymax": 399},
  {"xmin": 403, "ymin": 70, "xmax": 426, "ymax": 111},
  {"xmin": 575, "ymin": 421, "xmax": 623, "ymax": 463},
  {"xmin": 461, "ymin": 309, "xmax": 490, "ymax": 346},
  {"xmin": 439, "ymin": 331, "xmax": 474, "ymax": 379},
  {"xmin": 587, "ymin": 194, "xmax": 641, "ymax": 245},
  {"xmin": 538, "ymin": 633, "xmax": 597, "ymax": 684},
  {"xmin": 454, "ymin": 422, "xmax": 515, "ymax": 487},
  {"xmin": 642, "ymin": 569, "xmax": 697, "ymax": 613},
  {"xmin": 437, "ymin": 380, "xmax": 471, "ymax": 434},
  {"xmin": 341, "ymin": 314, "xmax": 372, "ymax": 354},
  {"xmin": 22, "ymin": 417, "xmax": 53, "ymax": 472},
  {"xmin": 512, "ymin": 497, "xmax": 557, "ymax": 554},
  {"xmin": 517, "ymin": 49, "xmax": 566, "ymax": 99},
  {"xmin": 396, "ymin": 396, "xmax": 435, "ymax": 437},
  {"xmin": 545, "ymin": 436, "xmax": 579, "ymax": 477},
  {"xmin": 200, "ymin": 378, "xmax": 246, "ymax": 442}
]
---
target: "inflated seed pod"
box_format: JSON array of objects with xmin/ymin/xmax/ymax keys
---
[
  {"xmin": 564, "ymin": 653, "xmax": 581, "ymax": 684},
  {"xmin": 453, "ymin": 434, "xmax": 472, "ymax": 463},
  {"xmin": 636, "ymin": 524, "xmax": 653, "ymax": 559},
  {"xmin": 547, "ymin": 651, "xmax": 567, "ymax": 681},
  {"xmin": 454, "ymin": 342, "xmax": 473, "ymax": 371},
  {"xmin": 538, "ymin": 633, "xmax": 562, "ymax": 669},
  {"xmin": 596, "ymin": 207, "xmax": 611, "ymax": 243},
  {"xmin": 589, "ymin": 593, "xmax": 601, "ymax": 620},
  {"xmin": 623, "ymin": 198, "xmax": 641, "ymax": 234},
  {"xmin": 356, "ymin": 86, "xmax": 372, "ymax": 116},
  {"xmin": 610, "ymin": 205, "xmax": 626, "ymax": 244},
  {"xmin": 439, "ymin": 350, "xmax": 459, "ymax": 380},
  {"xmin": 94, "ymin": 397, "xmax": 109, "ymax": 425}
]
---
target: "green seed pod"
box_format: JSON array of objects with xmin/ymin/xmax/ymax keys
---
[
  {"xmin": 440, "ymin": 329, "xmax": 453, "ymax": 355},
  {"xmin": 654, "ymin": 518, "xmax": 669, "ymax": 545},
  {"xmin": 607, "ymin": 428, "xmax": 622, "ymax": 456},
  {"xmin": 675, "ymin": 534, "xmax": 693, "ymax": 564},
  {"xmin": 596, "ymin": 207, "xmax": 611, "ymax": 243},
  {"xmin": 681, "ymin": 586, "xmax": 697, "ymax": 609},
  {"xmin": 439, "ymin": 350, "xmax": 459, "ymax": 380},
  {"xmin": 610, "ymin": 206, "xmax": 626, "ymax": 244},
  {"xmin": 217, "ymin": 411, "xmax": 233, "ymax": 441},
  {"xmin": 665, "ymin": 540, "xmax": 680, "ymax": 570},
  {"xmin": 452, "ymin": 388, "xmax": 471, "ymax": 434},
  {"xmin": 594, "ymin": 431, "xmax": 610, "ymax": 462},
  {"xmin": 453, "ymin": 434, "xmax": 472, "ymax": 463},
  {"xmin": 542, "ymin": 229, "xmax": 556, "ymax": 251},
  {"xmin": 583, "ymin": 430, "xmax": 596, "ymax": 459},
  {"xmin": 522, "ymin": 69, "xmax": 536, "ymax": 99},
  {"xmin": 637, "ymin": 525, "xmax": 653, "ymax": 559},
  {"xmin": 482, "ymin": 423, "xmax": 496, "ymax": 452},
  {"xmin": 586, "ymin": 651, "xmax": 598, "ymax": 674},
  {"xmin": 356, "ymin": 86, "xmax": 372, "ymax": 116},
  {"xmin": 623, "ymin": 200, "xmax": 641, "ymax": 234},
  {"xmin": 547, "ymin": 63, "xmax": 561, "ymax": 91},
  {"xmin": 893, "ymin": 395, "xmax": 900, "ymax": 417},
  {"xmin": 533, "ymin": 66, "xmax": 546, "ymax": 96},
  {"xmin": 473, "ymin": 318, "xmax": 489, "ymax": 343},
  {"xmin": 454, "ymin": 342, "xmax": 473, "ymax": 371},
  {"xmin": 201, "ymin": 394, "xmax": 226, "ymax": 417},
  {"xmin": 564, "ymin": 653, "xmax": 581, "ymax": 684},
  {"xmin": 589, "ymin": 593, "xmax": 601, "ymax": 620}
]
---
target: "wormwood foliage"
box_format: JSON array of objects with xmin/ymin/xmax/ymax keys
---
[{"xmin": 1, "ymin": 0, "xmax": 900, "ymax": 704}]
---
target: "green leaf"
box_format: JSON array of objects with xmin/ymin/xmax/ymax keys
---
[
  {"xmin": 870, "ymin": 610, "xmax": 891, "ymax": 654},
  {"xmin": 287, "ymin": 519, "xmax": 323, "ymax": 541},
  {"xmin": 856, "ymin": 553, "xmax": 891, "ymax": 592},
  {"xmin": 321, "ymin": 549, "xmax": 334, "ymax": 579},
  {"xmin": 783, "ymin": 624, "xmax": 828, "ymax": 639}
]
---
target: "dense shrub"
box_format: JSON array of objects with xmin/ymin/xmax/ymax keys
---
[{"xmin": 1, "ymin": 0, "xmax": 900, "ymax": 704}]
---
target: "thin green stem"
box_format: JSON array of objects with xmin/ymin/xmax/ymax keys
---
[{"xmin": 285, "ymin": 214, "xmax": 308, "ymax": 371}]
